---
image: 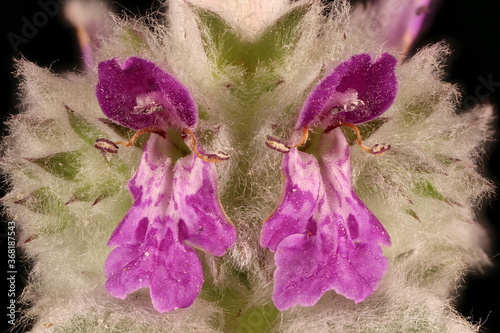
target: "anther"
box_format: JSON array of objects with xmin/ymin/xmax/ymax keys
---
[
  {"xmin": 94, "ymin": 128, "xmax": 166, "ymax": 154},
  {"xmin": 95, "ymin": 138, "xmax": 119, "ymax": 154},
  {"xmin": 265, "ymin": 127, "xmax": 309, "ymax": 153},
  {"xmin": 266, "ymin": 136, "xmax": 291, "ymax": 153},
  {"xmin": 338, "ymin": 122, "xmax": 391, "ymax": 155},
  {"xmin": 182, "ymin": 128, "xmax": 230, "ymax": 163}
]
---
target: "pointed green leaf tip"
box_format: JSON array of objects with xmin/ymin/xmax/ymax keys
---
[
  {"xmin": 415, "ymin": 180, "xmax": 445, "ymax": 201},
  {"xmin": 27, "ymin": 151, "xmax": 83, "ymax": 181},
  {"xmin": 66, "ymin": 105, "xmax": 107, "ymax": 146},
  {"xmin": 66, "ymin": 179, "xmax": 121, "ymax": 206},
  {"xmin": 122, "ymin": 26, "xmax": 149, "ymax": 52},
  {"xmin": 195, "ymin": 4, "xmax": 309, "ymax": 73},
  {"xmin": 14, "ymin": 187, "xmax": 75, "ymax": 233},
  {"xmin": 405, "ymin": 208, "xmax": 421, "ymax": 222},
  {"xmin": 99, "ymin": 118, "xmax": 148, "ymax": 149}
]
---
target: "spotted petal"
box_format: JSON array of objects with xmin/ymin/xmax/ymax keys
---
[
  {"xmin": 260, "ymin": 146, "xmax": 322, "ymax": 252},
  {"xmin": 105, "ymin": 134, "xmax": 236, "ymax": 312},
  {"xmin": 108, "ymin": 134, "xmax": 173, "ymax": 247},
  {"xmin": 261, "ymin": 129, "xmax": 390, "ymax": 310},
  {"xmin": 173, "ymin": 154, "xmax": 237, "ymax": 256},
  {"xmin": 96, "ymin": 57, "xmax": 198, "ymax": 130},
  {"xmin": 296, "ymin": 53, "xmax": 397, "ymax": 128}
]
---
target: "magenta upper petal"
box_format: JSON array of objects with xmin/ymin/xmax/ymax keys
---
[
  {"xmin": 96, "ymin": 57, "xmax": 198, "ymax": 130},
  {"xmin": 261, "ymin": 129, "xmax": 390, "ymax": 310},
  {"xmin": 296, "ymin": 53, "xmax": 397, "ymax": 128},
  {"xmin": 105, "ymin": 134, "xmax": 235, "ymax": 312}
]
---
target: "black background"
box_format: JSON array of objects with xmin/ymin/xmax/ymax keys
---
[{"xmin": 1, "ymin": 1, "xmax": 499, "ymax": 332}]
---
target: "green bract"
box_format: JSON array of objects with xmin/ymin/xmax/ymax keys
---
[{"xmin": 2, "ymin": 1, "xmax": 493, "ymax": 332}]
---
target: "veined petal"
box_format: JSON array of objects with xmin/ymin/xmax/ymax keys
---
[
  {"xmin": 319, "ymin": 129, "xmax": 391, "ymax": 246},
  {"xmin": 108, "ymin": 134, "xmax": 172, "ymax": 247},
  {"xmin": 96, "ymin": 57, "xmax": 198, "ymax": 130},
  {"xmin": 273, "ymin": 230, "xmax": 388, "ymax": 310},
  {"xmin": 263, "ymin": 129, "xmax": 390, "ymax": 310},
  {"xmin": 173, "ymin": 154, "xmax": 237, "ymax": 256},
  {"xmin": 105, "ymin": 241, "xmax": 153, "ymax": 299},
  {"xmin": 297, "ymin": 53, "xmax": 397, "ymax": 128},
  {"xmin": 271, "ymin": 234, "xmax": 329, "ymax": 310}
]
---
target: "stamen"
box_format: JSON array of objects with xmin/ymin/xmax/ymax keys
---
[
  {"xmin": 206, "ymin": 151, "xmax": 230, "ymax": 161},
  {"xmin": 338, "ymin": 122, "xmax": 391, "ymax": 155},
  {"xmin": 95, "ymin": 138, "xmax": 119, "ymax": 154},
  {"xmin": 132, "ymin": 103, "xmax": 164, "ymax": 115},
  {"xmin": 266, "ymin": 136, "xmax": 291, "ymax": 153},
  {"xmin": 289, "ymin": 126, "xmax": 310, "ymax": 149},
  {"xmin": 182, "ymin": 128, "xmax": 230, "ymax": 163},
  {"xmin": 328, "ymin": 89, "xmax": 365, "ymax": 114},
  {"xmin": 132, "ymin": 91, "xmax": 167, "ymax": 115},
  {"xmin": 115, "ymin": 128, "xmax": 166, "ymax": 147},
  {"xmin": 94, "ymin": 128, "xmax": 166, "ymax": 154},
  {"xmin": 265, "ymin": 127, "xmax": 309, "ymax": 153}
]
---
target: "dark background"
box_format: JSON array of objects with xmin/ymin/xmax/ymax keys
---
[{"xmin": 1, "ymin": 0, "xmax": 499, "ymax": 332}]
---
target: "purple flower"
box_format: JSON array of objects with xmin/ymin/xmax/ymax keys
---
[
  {"xmin": 64, "ymin": 0, "xmax": 112, "ymax": 71},
  {"xmin": 261, "ymin": 53, "xmax": 397, "ymax": 311},
  {"xmin": 97, "ymin": 57, "xmax": 236, "ymax": 312},
  {"xmin": 297, "ymin": 53, "xmax": 398, "ymax": 128}
]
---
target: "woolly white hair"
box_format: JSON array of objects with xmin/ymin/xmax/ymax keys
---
[{"xmin": 2, "ymin": 1, "xmax": 493, "ymax": 332}]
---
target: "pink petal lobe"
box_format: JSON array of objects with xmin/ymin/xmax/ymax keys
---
[
  {"xmin": 105, "ymin": 219, "xmax": 203, "ymax": 312},
  {"xmin": 173, "ymin": 155, "xmax": 237, "ymax": 256},
  {"xmin": 260, "ymin": 149, "xmax": 322, "ymax": 251},
  {"xmin": 150, "ymin": 226, "xmax": 203, "ymax": 312}
]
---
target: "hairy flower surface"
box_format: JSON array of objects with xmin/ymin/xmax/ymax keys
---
[
  {"xmin": 297, "ymin": 53, "xmax": 398, "ymax": 127},
  {"xmin": 98, "ymin": 57, "xmax": 236, "ymax": 312},
  {"xmin": 2, "ymin": 1, "xmax": 494, "ymax": 332}
]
